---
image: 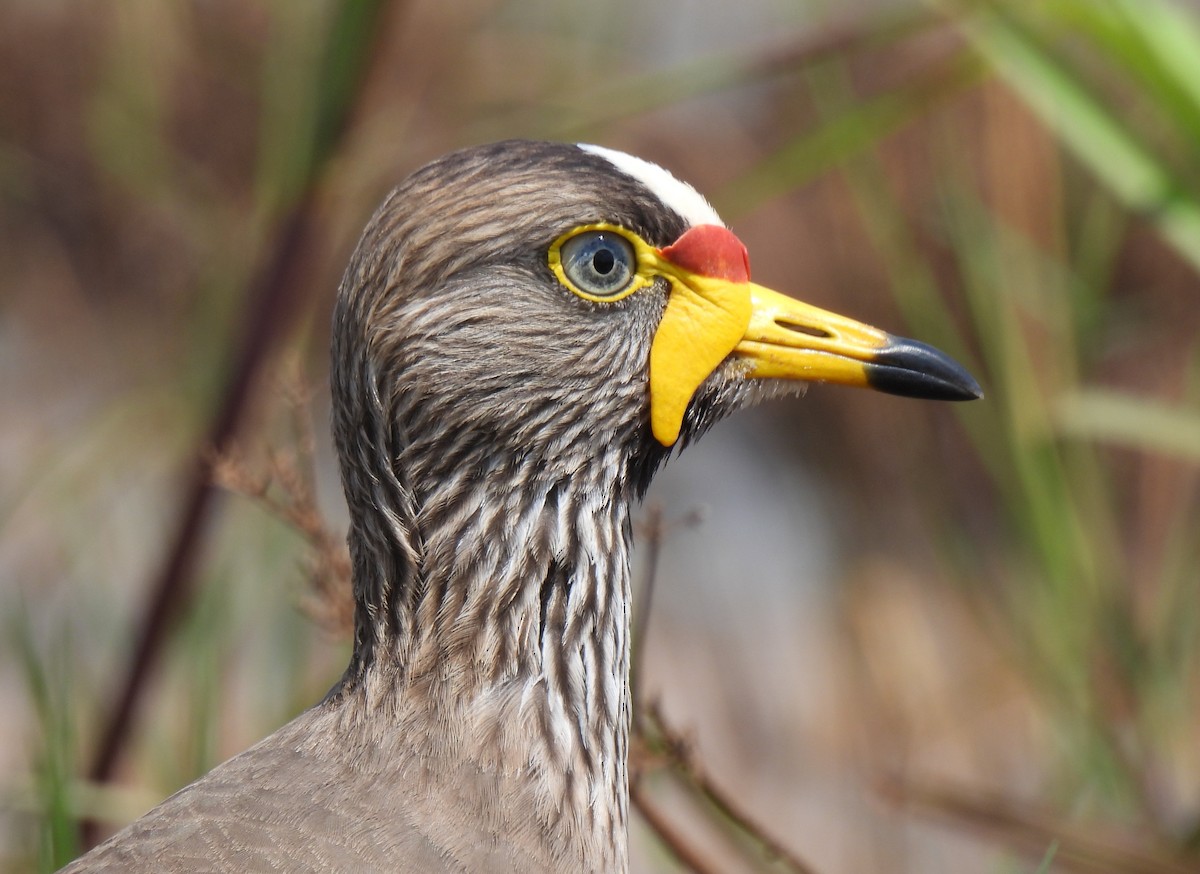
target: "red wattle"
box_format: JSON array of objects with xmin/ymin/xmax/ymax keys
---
[{"xmin": 659, "ymin": 224, "xmax": 751, "ymax": 283}]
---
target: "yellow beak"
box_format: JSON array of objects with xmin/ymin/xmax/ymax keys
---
[
  {"xmin": 737, "ymin": 283, "xmax": 982, "ymax": 399},
  {"xmin": 648, "ymin": 228, "xmax": 981, "ymax": 447}
]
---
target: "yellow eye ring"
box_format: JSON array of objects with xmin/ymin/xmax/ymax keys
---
[{"xmin": 548, "ymin": 223, "xmax": 660, "ymax": 303}]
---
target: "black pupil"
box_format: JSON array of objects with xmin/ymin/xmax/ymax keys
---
[{"xmin": 592, "ymin": 246, "xmax": 616, "ymax": 275}]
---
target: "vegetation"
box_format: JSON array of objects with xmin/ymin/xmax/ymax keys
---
[{"xmin": 2, "ymin": 1, "xmax": 1199, "ymax": 871}]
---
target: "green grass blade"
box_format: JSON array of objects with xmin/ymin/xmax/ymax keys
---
[
  {"xmin": 1055, "ymin": 390, "xmax": 1200, "ymax": 461},
  {"xmin": 531, "ymin": 7, "xmax": 936, "ymax": 140},
  {"xmin": 717, "ymin": 52, "xmax": 983, "ymax": 217},
  {"xmin": 9, "ymin": 605, "xmax": 79, "ymax": 870},
  {"xmin": 1035, "ymin": 839, "xmax": 1060, "ymax": 874},
  {"xmin": 258, "ymin": 0, "xmax": 390, "ymax": 209},
  {"xmin": 956, "ymin": 5, "xmax": 1200, "ymax": 276},
  {"xmin": 1113, "ymin": 0, "xmax": 1200, "ymax": 119}
]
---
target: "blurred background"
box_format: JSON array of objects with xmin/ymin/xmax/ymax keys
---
[{"xmin": 3, "ymin": 0, "xmax": 1200, "ymax": 871}]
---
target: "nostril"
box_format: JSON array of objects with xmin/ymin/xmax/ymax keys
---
[{"xmin": 776, "ymin": 318, "xmax": 831, "ymax": 339}]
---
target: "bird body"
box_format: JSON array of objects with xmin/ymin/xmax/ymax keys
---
[
  {"xmin": 67, "ymin": 665, "xmax": 626, "ymax": 871},
  {"xmin": 63, "ymin": 140, "xmax": 979, "ymax": 873}
]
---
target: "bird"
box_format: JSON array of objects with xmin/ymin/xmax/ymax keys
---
[{"xmin": 62, "ymin": 139, "xmax": 980, "ymax": 873}]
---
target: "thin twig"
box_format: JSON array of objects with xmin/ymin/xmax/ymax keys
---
[
  {"xmin": 630, "ymin": 782, "xmax": 726, "ymax": 874},
  {"xmin": 647, "ymin": 703, "xmax": 823, "ymax": 874},
  {"xmin": 879, "ymin": 776, "xmax": 1198, "ymax": 874},
  {"xmin": 630, "ymin": 502, "xmax": 664, "ymax": 729},
  {"xmin": 211, "ymin": 372, "xmax": 353, "ymax": 637},
  {"xmin": 628, "ymin": 508, "xmax": 820, "ymax": 874},
  {"xmin": 631, "ymin": 504, "xmax": 707, "ymax": 729}
]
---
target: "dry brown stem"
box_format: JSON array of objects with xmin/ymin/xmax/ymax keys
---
[
  {"xmin": 879, "ymin": 775, "xmax": 1199, "ymax": 874},
  {"xmin": 212, "ymin": 372, "xmax": 353, "ymax": 639}
]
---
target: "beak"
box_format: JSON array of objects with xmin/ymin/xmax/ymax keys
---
[
  {"xmin": 648, "ymin": 225, "xmax": 981, "ymax": 447},
  {"xmin": 736, "ymin": 283, "xmax": 983, "ymax": 403}
]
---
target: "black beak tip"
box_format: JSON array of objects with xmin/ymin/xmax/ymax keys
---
[{"xmin": 866, "ymin": 337, "xmax": 983, "ymax": 402}]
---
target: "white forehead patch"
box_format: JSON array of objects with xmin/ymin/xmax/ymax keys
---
[{"xmin": 578, "ymin": 143, "xmax": 725, "ymax": 229}]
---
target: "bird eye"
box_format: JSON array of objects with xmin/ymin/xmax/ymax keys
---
[{"xmin": 558, "ymin": 231, "xmax": 637, "ymax": 298}]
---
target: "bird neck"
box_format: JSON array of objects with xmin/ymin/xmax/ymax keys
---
[
  {"xmin": 337, "ymin": 449, "xmax": 635, "ymax": 859},
  {"xmin": 407, "ymin": 465, "xmax": 635, "ymax": 692}
]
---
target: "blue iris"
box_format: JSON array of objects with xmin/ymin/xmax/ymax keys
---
[{"xmin": 560, "ymin": 231, "xmax": 636, "ymax": 297}]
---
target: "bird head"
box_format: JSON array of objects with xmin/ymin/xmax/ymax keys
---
[{"xmin": 333, "ymin": 140, "xmax": 978, "ymax": 508}]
